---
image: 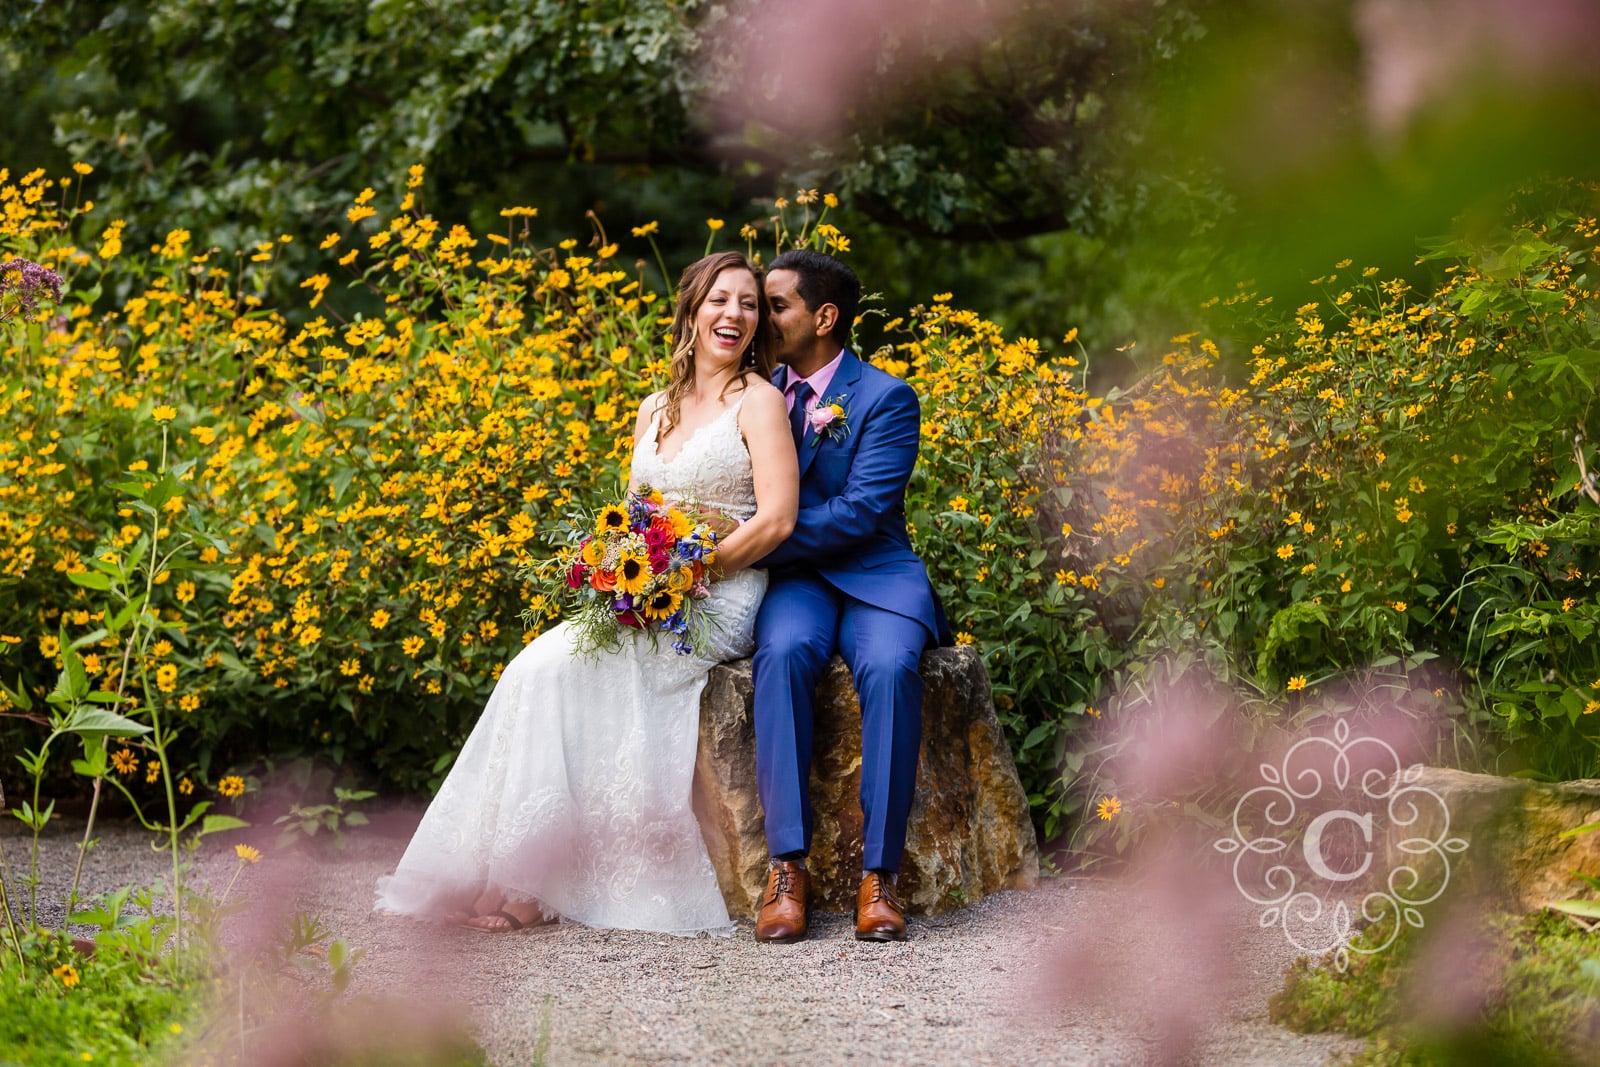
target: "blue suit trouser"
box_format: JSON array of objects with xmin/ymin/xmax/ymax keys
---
[{"xmin": 751, "ymin": 574, "xmax": 925, "ymax": 872}]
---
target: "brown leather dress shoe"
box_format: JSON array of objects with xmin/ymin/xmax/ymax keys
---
[
  {"xmin": 855, "ymin": 871, "xmax": 907, "ymax": 942},
  {"xmin": 754, "ymin": 859, "xmax": 809, "ymax": 943}
]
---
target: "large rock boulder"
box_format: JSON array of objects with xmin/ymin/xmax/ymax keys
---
[
  {"xmin": 1382, "ymin": 768, "xmax": 1600, "ymax": 912},
  {"xmin": 692, "ymin": 645, "xmax": 1039, "ymax": 917}
]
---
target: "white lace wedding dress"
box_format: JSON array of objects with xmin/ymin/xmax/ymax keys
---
[{"xmin": 375, "ymin": 395, "xmax": 764, "ymax": 936}]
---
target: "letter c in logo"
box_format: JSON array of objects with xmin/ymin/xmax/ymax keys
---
[{"xmin": 1303, "ymin": 810, "xmax": 1373, "ymax": 882}]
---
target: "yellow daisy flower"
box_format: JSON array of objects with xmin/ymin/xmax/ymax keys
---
[{"xmin": 615, "ymin": 550, "xmax": 651, "ymax": 596}]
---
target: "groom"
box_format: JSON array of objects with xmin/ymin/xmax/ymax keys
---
[{"xmin": 751, "ymin": 250, "xmax": 947, "ymax": 943}]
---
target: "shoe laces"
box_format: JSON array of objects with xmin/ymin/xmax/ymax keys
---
[
  {"xmin": 768, "ymin": 863, "xmax": 797, "ymax": 902},
  {"xmin": 864, "ymin": 873, "xmax": 897, "ymax": 906}
]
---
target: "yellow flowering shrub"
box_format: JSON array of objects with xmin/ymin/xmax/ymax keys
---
[
  {"xmin": 4, "ymin": 162, "xmax": 1596, "ymax": 852},
  {"xmin": 887, "ymin": 301, "xmax": 1099, "ymax": 836},
  {"xmin": 1042, "ymin": 180, "xmax": 1600, "ymax": 854},
  {"xmin": 0, "ymin": 168, "xmax": 966, "ymax": 796},
  {"xmin": 0, "ymin": 166, "xmax": 668, "ymax": 788}
]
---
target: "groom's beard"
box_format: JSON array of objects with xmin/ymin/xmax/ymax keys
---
[
  {"xmin": 770, "ymin": 330, "xmax": 814, "ymax": 367},
  {"xmin": 772, "ymin": 342, "xmax": 802, "ymax": 366}
]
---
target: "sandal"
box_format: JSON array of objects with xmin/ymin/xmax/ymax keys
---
[
  {"xmin": 463, "ymin": 908, "xmax": 526, "ymax": 933},
  {"xmin": 462, "ymin": 904, "xmax": 554, "ymax": 933}
]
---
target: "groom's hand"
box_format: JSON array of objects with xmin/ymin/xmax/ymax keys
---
[{"xmin": 687, "ymin": 506, "xmax": 740, "ymax": 539}]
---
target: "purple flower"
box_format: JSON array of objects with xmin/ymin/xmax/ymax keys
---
[{"xmin": 0, "ymin": 258, "xmax": 65, "ymax": 317}]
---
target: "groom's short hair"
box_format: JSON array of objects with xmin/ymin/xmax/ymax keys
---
[{"xmin": 769, "ymin": 249, "xmax": 860, "ymax": 350}]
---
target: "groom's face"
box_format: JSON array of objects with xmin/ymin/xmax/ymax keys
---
[{"xmin": 764, "ymin": 269, "xmax": 827, "ymax": 365}]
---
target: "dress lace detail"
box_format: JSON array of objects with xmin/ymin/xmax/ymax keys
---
[
  {"xmin": 376, "ymin": 392, "xmax": 763, "ymax": 936},
  {"xmin": 632, "ymin": 396, "xmax": 759, "ymax": 524}
]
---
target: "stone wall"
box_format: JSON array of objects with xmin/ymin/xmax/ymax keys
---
[
  {"xmin": 692, "ymin": 645, "xmax": 1040, "ymax": 917},
  {"xmin": 1382, "ymin": 768, "xmax": 1600, "ymax": 912}
]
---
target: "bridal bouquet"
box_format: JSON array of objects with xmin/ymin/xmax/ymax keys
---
[{"xmin": 527, "ymin": 486, "xmax": 721, "ymax": 656}]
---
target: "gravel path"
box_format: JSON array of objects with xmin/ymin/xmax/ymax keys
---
[{"xmin": 11, "ymin": 815, "xmax": 1361, "ymax": 1066}]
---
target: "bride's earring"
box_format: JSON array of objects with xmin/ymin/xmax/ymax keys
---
[{"xmin": 742, "ymin": 345, "xmax": 756, "ymax": 368}]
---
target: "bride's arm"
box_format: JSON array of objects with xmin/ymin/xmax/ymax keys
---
[
  {"xmin": 710, "ymin": 384, "xmax": 797, "ymax": 575},
  {"xmin": 626, "ymin": 391, "xmax": 665, "ymax": 495}
]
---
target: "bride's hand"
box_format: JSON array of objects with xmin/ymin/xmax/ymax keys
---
[{"xmin": 686, "ymin": 505, "xmax": 740, "ymax": 539}]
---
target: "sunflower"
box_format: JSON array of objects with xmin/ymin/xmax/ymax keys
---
[
  {"xmin": 594, "ymin": 505, "xmax": 631, "ymax": 538},
  {"xmin": 642, "ymin": 589, "xmax": 683, "ymax": 621},
  {"xmin": 615, "ymin": 549, "xmax": 652, "ymax": 595},
  {"xmin": 666, "ymin": 507, "xmax": 694, "ymax": 538}
]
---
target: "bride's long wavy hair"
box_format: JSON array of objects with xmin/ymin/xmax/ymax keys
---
[{"xmin": 659, "ymin": 251, "xmax": 774, "ymax": 440}]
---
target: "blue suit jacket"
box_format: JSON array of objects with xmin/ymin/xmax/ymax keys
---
[{"xmin": 759, "ymin": 351, "xmax": 948, "ymax": 645}]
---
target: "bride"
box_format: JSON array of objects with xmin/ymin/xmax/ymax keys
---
[{"xmin": 376, "ymin": 251, "xmax": 797, "ymax": 936}]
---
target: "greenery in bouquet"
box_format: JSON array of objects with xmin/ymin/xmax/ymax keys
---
[{"xmin": 527, "ymin": 486, "xmax": 721, "ymax": 657}]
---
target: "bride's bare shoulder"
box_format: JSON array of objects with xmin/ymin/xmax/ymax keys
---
[
  {"xmin": 632, "ymin": 390, "xmax": 667, "ymax": 440},
  {"xmin": 737, "ymin": 378, "xmax": 786, "ymax": 425}
]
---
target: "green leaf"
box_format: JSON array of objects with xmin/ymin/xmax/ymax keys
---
[
  {"xmin": 199, "ymin": 814, "xmax": 250, "ymax": 838},
  {"xmin": 68, "ymin": 570, "xmax": 112, "ymax": 591},
  {"xmin": 1, "ymin": 674, "xmax": 32, "ymax": 711},
  {"xmin": 64, "ymin": 708, "xmax": 153, "ymax": 739},
  {"xmin": 107, "ymin": 594, "xmax": 147, "ymax": 637},
  {"xmin": 59, "ymin": 630, "xmax": 91, "ymax": 703},
  {"xmin": 73, "ymin": 737, "xmax": 109, "ymax": 778},
  {"xmin": 329, "ymin": 466, "xmax": 359, "ymax": 503},
  {"xmin": 1021, "ymin": 722, "xmax": 1053, "ymax": 751},
  {"xmin": 328, "ymin": 940, "xmax": 349, "ymax": 971},
  {"xmin": 70, "ymin": 628, "xmax": 109, "ymax": 650},
  {"xmin": 1557, "ymin": 819, "xmax": 1600, "ymax": 840},
  {"xmin": 1547, "ymin": 900, "xmax": 1600, "ymax": 920},
  {"xmin": 145, "ymin": 471, "xmax": 181, "ymax": 511},
  {"xmin": 1003, "ymin": 602, "xmax": 1033, "ymax": 625}
]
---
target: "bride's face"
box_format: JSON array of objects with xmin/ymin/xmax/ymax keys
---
[{"xmin": 693, "ymin": 268, "xmax": 760, "ymax": 368}]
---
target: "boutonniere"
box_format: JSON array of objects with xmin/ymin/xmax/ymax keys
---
[{"xmin": 807, "ymin": 394, "xmax": 850, "ymax": 447}]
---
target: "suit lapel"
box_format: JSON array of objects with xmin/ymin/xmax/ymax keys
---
[{"xmin": 796, "ymin": 351, "xmax": 863, "ymax": 481}]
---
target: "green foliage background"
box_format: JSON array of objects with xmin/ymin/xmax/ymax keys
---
[
  {"xmin": 5, "ymin": 0, "xmax": 1600, "ymax": 859},
  {"xmin": 1, "ymin": 0, "xmax": 1223, "ymax": 348}
]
